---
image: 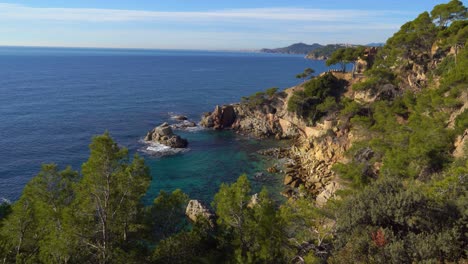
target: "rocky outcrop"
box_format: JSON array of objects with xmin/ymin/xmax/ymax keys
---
[
  {"xmin": 145, "ymin": 122, "xmax": 188, "ymax": 148},
  {"xmin": 200, "ymin": 88, "xmax": 356, "ymax": 205},
  {"xmin": 200, "ymin": 91, "xmax": 303, "ymax": 139},
  {"xmin": 448, "ymin": 91, "xmax": 468, "ymax": 128},
  {"xmin": 185, "ymin": 200, "xmax": 215, "ymax": 226},
  {"xmin": 200, "ymin": 105, "xmax": 236, "ymax": 129},
  {"xmin": 453, "ymin": 129, "xmax": 468, "ymax": 158},
  {"xmin": 230, "ymin": 104, "xmax": 283, "ymax": 138},
  {"xmin": 281, "ymin": 125, "xmax": 352, "ymax": 205},
  {"xmin": 353, "ymin": 83, "xmax": 400, "ymax": 103}
]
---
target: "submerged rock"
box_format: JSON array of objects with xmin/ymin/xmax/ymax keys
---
[
  {"xmin": 145, "ymin": 122, "xmax": 188, "ymax": 148},
  {"xmin": 171, "ymin": 115, "xmax": 188, "ymax": 121}
]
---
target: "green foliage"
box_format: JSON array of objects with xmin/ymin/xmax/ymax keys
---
[
  {"xmin": 333, "ymin": 162, "xmax": 370, "ymax": 188},
  {"xmin": 431, "ymin": 0, "xmax": 467, "ymax": 27},
  {"xmin": 352, "ymin": 68, "xmax": 396, "ymax": 92},
  {"xmin": 332, "ymin": 177, "xmax": 466, "ymax": 263},
  {"xmin": 288, "ymin": 73, "xmax": 345, "ymax": 124},
  {"xmin": 389, "ymin": 12, "xmax": 437, "ymax": 55},
  {"xmin": 376, "ymin": 11, "xmax": 439, "ymax": 72},
  {"xmin": 145, "ymin": 189, "xmax": 189, "ymax": 242},
  {"xmin": 0, "ymin": 164, "xmax": 79, "ymax": 263},
  {"xmin": 213, "ymin": 175, "xmax": 288, "ymax": 263},
  {"xmin": 304, "ymin": 72, "xmax": 342, "ymax": 99},
  {"xmin": 326, "ymin": 46, "xmax": 366, "ymax": 72},
  {"xmin": 437, "ymin": 20, "xmax": 468, "ymax": 47},
  {"xmin": 296, "ymin": 67, "xmax": 315, "ymax": 82},
  {"xmin": 307, "ymin": 44, "xmax": 345, "ymax": 59},
  {"xmin": 454, "ymin": 109, "xmax": 468, "ymax": 134},
  {"xmin": 0, "ymin": 202, "xmax": 11, "ymax": 221},
  {"xmin": 71, "ymin": 132, "xmax": 151, "ymax": 263},
  {"xmin": 434, "ymin": 55, "xmax": 456, "ymax": 76},
  {"xmin": 441, "ymin": 45, "xmax": 468, "ymax": 89},
  {"xmin": 339, "ymin": 85, "xmax": 458, "ymax": 183},
  {"xmin": 0, "ymin": 133, "xmax": 154, "ymax": 264},
  {"xmin": 241, "ymin": 87, "xmax": 279, "ymax": 108},
  {"xmin": 280, "ymin": 197, "xmax": 335, "ymax": 261},
  {"xmin": 265, "ymin": 87, "xmax": 279, "ymax": 97},
  {"xmin": 316, "ymin": 96, "xmax": 339, "ymax": 113},
  {"xmin": 339, "ymin": 98, "xmax": 362, "ymax": 118},
  {"xmin": 151, "ymin": 220, "xmax": 220, "ymax": 264}
]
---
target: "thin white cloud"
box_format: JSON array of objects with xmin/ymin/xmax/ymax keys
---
[{"xmin": 0, "ymin": 3, "xmax": 404, "ymax": 23}]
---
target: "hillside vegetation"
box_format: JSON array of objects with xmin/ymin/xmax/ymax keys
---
[{"xmin": 305, "ymin": 44, "xmax": 349, "ymax": 60}]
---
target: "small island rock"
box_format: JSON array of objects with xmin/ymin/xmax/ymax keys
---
[{"xmin": 145, "ymin": 122, "xmax": 188, "ymax": 148}]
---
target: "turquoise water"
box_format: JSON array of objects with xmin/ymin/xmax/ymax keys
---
[
  {"xmin": 144, "ymin": 130, "xmax": 286, "ymax": 204},
  {"xmin": 0, "ymin": 47, "xmax": 331, "ymax": 202}
]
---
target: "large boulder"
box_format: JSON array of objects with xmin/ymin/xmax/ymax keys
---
[
  {"xmin": 200, "ymin": 105, "xmax": 236, "ymax": 129},
  {"xmin": 145, "ymin": 123, "xmax": 188, "ymax": 148},
  {"xmin": 185, "ymin": 200, "xmax": 215, "ymax": 226}
]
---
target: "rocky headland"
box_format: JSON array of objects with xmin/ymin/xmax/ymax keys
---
[{"xmin": 199, "ymin": 80, "xmax": 357, "ymax": 205}]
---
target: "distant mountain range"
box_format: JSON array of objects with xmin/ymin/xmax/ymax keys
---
[
  {"xmin": 260, "ymin": 43, "xmax": 324, "ymax": 55},
  {"xmin": 261, "ymin": 42, "xmax": 385, "ymax": 59}
]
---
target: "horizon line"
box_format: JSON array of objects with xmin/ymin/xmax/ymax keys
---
[{"xmin": 0, "ymin": 42, "xmax": 385, "ymax": 53}]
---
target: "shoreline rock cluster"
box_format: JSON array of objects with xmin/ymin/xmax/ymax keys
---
[
  {"xmin": 200, "ymin": 92, "xmax": 298, "ymax": 139},
  {"xmin": 145, "ymin": 122, "xmax": 188, "ymax": 148}
]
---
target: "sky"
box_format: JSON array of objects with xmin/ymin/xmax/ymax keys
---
[{"xmin": 0, "ymin": 0, "xmax": 464, "ymax": 50}]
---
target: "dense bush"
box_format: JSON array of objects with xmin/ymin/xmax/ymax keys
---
[
  {"xmin": 331, "ymin": 176, "xmax": 466, "ymax": 263},
  {"xmin": 241, "ymin": 87, "xmax": 279, "ymax": 108},
  {"xmin": 287, "ymin": 73, "xmax": 346, "ymax": 124}
]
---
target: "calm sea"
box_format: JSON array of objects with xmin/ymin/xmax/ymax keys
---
[{"xmin": 0, "ymin": 46, "xmax": 331, "ymax": 203}]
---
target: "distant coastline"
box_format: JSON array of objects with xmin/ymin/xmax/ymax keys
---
[{"xmin": 260, "ymin": 42, "xmax": 385, "ymax": 60}]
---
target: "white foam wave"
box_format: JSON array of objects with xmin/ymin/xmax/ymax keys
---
[
  {"xmin": 170, "ymin": 120, "xmax": 206, "ymax": 132},
  {"xmin": 184, "ymin": 125, "xmax": 205, "ymax": 132},
  {"xmin": 139, "ymin": 141, "xmax": 189, "ymax": 157},
  {"xmin": 0, "ymin": 197, "xmax": 11, "ymax": 204},
  {"xmin": 147, "ymin": 143, "xmax": 172, "ymax": 152}
]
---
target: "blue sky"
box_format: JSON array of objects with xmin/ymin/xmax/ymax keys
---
[{"xmin": 0, "ymin": 1, "xmax": 463, "ymax": 50}]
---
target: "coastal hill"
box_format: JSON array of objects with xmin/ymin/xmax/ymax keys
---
[
  {"xmin": 261, "ymin": 42, "xmax": 385, "ymax": 60},
  {"xmin": 305, "ymin": 44, "xmax": 350, "ymax": 60},
  {"xmin": 260, "ymin": 42, "xmax": 323, "ymax": 54},
  {"xmin": 306, "ymin": 43, "xmax": 383, "ymax": 60}
]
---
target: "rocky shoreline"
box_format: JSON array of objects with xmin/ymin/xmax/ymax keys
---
[
  {"xmin": 141, "ymin": 83, "xmax": 355, "ymax": 205},
  {"xmin": 198, "ymin": 85, "xmax": 355, "ymax": 205}
]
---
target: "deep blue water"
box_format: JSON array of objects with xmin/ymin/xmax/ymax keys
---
[{"xmin": 0, "ymin": 46, "xmax": 331, "ymax": 203}]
